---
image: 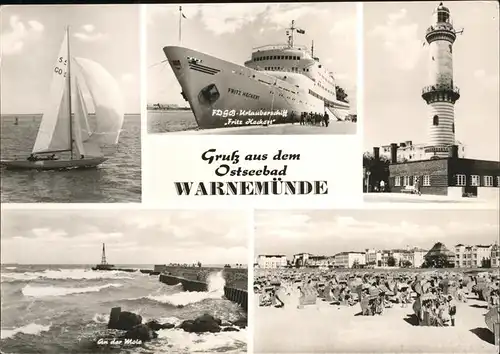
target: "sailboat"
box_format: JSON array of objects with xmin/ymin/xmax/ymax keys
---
[{"xmin": 1, "ymin": 27, "xmax": 124, "ymax": 170}]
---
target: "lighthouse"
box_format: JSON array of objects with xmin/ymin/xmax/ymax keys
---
[{"xmin": 422, "ymin": 2, "xmax": 462, "ymax": 158}]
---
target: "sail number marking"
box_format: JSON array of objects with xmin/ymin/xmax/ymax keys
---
[{"xmin": 54, "ymin": 57, "xmax": 68, "ymax": 77}]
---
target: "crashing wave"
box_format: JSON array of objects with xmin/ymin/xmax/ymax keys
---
[{"xmin": 1, "ymin": 269, "xmax": 133, "ymax": 282}]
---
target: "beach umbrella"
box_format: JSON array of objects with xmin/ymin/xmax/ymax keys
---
[{"xmin": 485, "ymin": 306, "xmax": 500, "ymax": 333}]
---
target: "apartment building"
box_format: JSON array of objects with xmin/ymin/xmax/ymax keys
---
[
  {"xmin": 334, "ymin": 252, "xmax": 366, "ymax": 268},
  {"xmin": 256, "ymin": 254, "xmax": 287, "ymax": 269},
  {"xmin": 491, "ymin": 244, "xmax": 500, "ymax": 267},
  {"xmin": 454, "ymin": 244, "xmax": 493, "ymax": 268}
]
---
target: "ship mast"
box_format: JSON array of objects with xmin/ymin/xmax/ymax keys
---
[
  {"xmin": 287, "ymin": 20, "xmax": 296, "ymax": 48},
  {"xmin": 311, "ymin": 40, "xmax": 314, "ymax": 57},
  {"xmin": 66, "ymin": 25, "xmax": 74, "ymax": 160}
]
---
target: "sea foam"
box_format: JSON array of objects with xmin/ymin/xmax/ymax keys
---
[
  {"xmin": 1, "ymin": 269, "xmax": 133, "ymax": 282},
  {"xmin": 1, "ymin": 323, "xmax": 51, "ymax": 340},
  {"xmin": 22, "ymin": 283, "xmax": 123, "ymax": 298},
  {"xmin": 145, "ymin": 271, "xmax": 226, "ymax": 306},
  {"xmin": 157, "ymin": 328, "xmax": 247, "ymax": 353}
]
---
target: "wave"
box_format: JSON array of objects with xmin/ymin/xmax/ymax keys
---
[
  {"xmin": 157, "ymin": 328, "xmax": 247, "ymax": 353},
  {"xmin": 141, "ymin": 271, "xmax": 226, "ymax": 307},
  {"xmin": 1, "ymin": 269, "xmax": 133, "ymax": 283},
  {"xmin": 1, "ymin": 323, "xmax": 51, "ymax": 340},
  {"xmin": 22, "ymin": 283, "xmax": 123, "ymax": 298},
  {"xmin": 145, "ymin": 289, "xmax": 223, "ymax": 307},
  {"xmin": 5, "ymin": 267, "xmax": 17, "ymax": 270}
]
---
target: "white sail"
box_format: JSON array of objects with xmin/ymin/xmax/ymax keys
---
[
  {"xmin": 32, "ymin": 31, "xmax": 72, "ymax": 154},
  {"xmin": 73, "ymin": 75, "xmax": 102, "ymax": 157},
  {"xmin": 73, "ymin": 57, "xmax": 124, "ymax": 145}
]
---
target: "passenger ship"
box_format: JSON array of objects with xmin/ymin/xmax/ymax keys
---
[{"xmin": 163, "ymin": 21, "xmax": 351, "ymax": 129}]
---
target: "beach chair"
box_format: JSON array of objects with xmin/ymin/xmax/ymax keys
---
[{"xmin": 299, "ymin": 287, "xmax": 317, "ymax": 307}]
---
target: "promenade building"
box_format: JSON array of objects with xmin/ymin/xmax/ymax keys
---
[
  {"xmin": 334, "ymin": 252, "xmax": 366, "ymax": 268},
  {"xmin": 454, "ymin": 244, "xmax": 493, "ymax": 268},
  {"xmin": 256, "ymin": 254, "xmax": 287, "ymax": 269},
  {"xmin": 491, "ymin": 244, "xmax": 500, "ymax": 267},
  {"xmin": 292, "ymin": 253, "xmax": 312, "ymax": 267}
]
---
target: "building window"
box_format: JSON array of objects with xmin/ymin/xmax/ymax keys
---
[
  {"xmin": 452, "ymin": 123, "xmax": 455, "ymax": 133},
  {"xmin": 497, "ymin": 176, "xmax": 500, "ymax": 187},
  {"xmin": 395, "ymin": 176, "xmax": 401, "ymax": 186},
  {"xmin": 484, "ymin": 176, "xmax": 493, "ymax": 187},
  {"xmin": 433, "ymin": 115, "xmax": 439, "ymax": 126},
  {"xmin": 471, "ymin": 175, "xmax": 479, "ymax": 186},
  {"xmin": 403, "ymin": 176, "xmax": 409, "ymax": 186},
  {"xmin": 456, "ymin": 174, "xmax": 466, "ymax": 186},
  {"xmin": 423, "ymin": 175, "xmax": 431, "ymax": 186}
]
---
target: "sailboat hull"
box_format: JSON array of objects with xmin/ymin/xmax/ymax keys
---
[{"xmin": 0, "ymin": 157, "xmax": 107, "ymax": 170}]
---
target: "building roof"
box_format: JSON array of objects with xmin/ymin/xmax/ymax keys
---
[
  {"xmin": 335, "ymin": 251, "xmax": 366, "ymax": 256},
  {"xmin": 425, "ymin": 242, "xmax": 455, "ymax": 258},
  {"xmin": 258, "ymin": 254, "xmax": 286, "ymax": 258}
]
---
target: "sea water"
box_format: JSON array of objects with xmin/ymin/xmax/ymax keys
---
[
  {"xmin": 147, "ymin": 110, "xmax": 198, "ymax": 133},
  {"xmin": 0, "ymin": 114, "xmax": 141, "ymax": 203},
  {"xmin": 0, "ymin": 264, "xmax": 247, "ymax": 354}
]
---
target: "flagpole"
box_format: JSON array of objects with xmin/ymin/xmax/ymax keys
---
[{"xmin": 179, "ymin": 6, "xmax": 182, "ymax": 45}]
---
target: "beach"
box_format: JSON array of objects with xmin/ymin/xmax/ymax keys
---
[
  {"xmin": 254, "ymin": 288, "xmax": 497, "ymax": 353},
  {"xmin": 0, "ymin": 114, "xmax": 141, "ymax": 203}
]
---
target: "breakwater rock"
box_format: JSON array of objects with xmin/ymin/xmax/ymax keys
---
[
  {"xmin": 162, "ymin": 266, "xmax": 247, "ymax": 290},
  {"xmin": 159, "ymin": 273, "xmax": 248, "ymax": 311}
]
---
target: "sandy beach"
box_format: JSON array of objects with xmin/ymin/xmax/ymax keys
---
[{"xmin": 254, "ymin": 291, "xmax": 497, "ymax": 353}]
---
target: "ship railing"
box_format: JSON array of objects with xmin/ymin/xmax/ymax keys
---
[{"xmin": 252, "ymin": 44, "xmax": 309, "ymax": 52}]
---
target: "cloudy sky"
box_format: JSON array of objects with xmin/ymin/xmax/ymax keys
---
[
  {"xmin": 255, "ymin": 209, "xmax": 499, "ymax": 258},
  {"xmin": 0, "ymin": 5, "xmax": 140, "ymax": 114},
  {"xmin": 147, "ymin": 3, "xmax": 357, "ymax": 108},
  {"xmin": 1, "ymin": 209, "xmax": 248, "ymax": 265},
  {"xmin": 364, "ymin": 1, "xmax": 499, "ymax": 161}
]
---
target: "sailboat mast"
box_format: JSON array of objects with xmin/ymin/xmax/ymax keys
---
[{"xmin": 66, "ymin": 25, "xmax": 74, "ymax": 160}]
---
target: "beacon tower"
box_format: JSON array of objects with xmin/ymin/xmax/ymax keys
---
[{"xmin": 422, "ymin": 2, "xmax": 462, "ymax": 158}]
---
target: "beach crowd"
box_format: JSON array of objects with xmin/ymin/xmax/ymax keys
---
[{"xmin": 255, "ymin": 268, "xmax": 499, "ymax": 328}]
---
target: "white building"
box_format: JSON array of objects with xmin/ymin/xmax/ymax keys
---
[
  {"xmin": 292, "ymin": 253, "xmax": 312, "ymax": 267},
  {"xmin": 256, "ymin": 254, "xmax": 287, "ymax": 269},
  {"xmin": 454, "ymin": 244, "xmax": 493, "ymax": 268},
  {"xmin": 366, "ymin": 247, "xmax": 427, "ymax": 268},
  {"xmin": 334, "ymin": 252, "xmax": 366, "ymax": 268},
  {"xmin": 308, "ymin": 255, "xmax": 335, "ymax": 267},
  {"xmin": 378, "ymin": 141, "xmax": 465, "ymax": 162},
  {"xmin": 365, "ymin": 248, "xmax": 382, "ymax": 267},
  {"xmin": 412, "ymin": 248, "xmax": 427, "ymax": 268},
  {"xmin": 491, "ymin": 244, "xmax": 500, "ymax": 267}
]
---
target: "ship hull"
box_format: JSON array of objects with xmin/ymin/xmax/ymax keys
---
[
  {"xmin": 0, "ymin": 157, "xmax": 107, "ymax": 170},
  {"xmin": 163, "ymin": 46, "xmax": 349, "ymax": 130}
]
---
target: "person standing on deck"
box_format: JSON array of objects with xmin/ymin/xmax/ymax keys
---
[{"xmin": 323, "ymin": 111, "xmax": 329, "ymax": 127}]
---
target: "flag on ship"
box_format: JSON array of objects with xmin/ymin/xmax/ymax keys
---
[{"xmin": 296, "ymin": 29, "xmax": 305, "ymax": 34}]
